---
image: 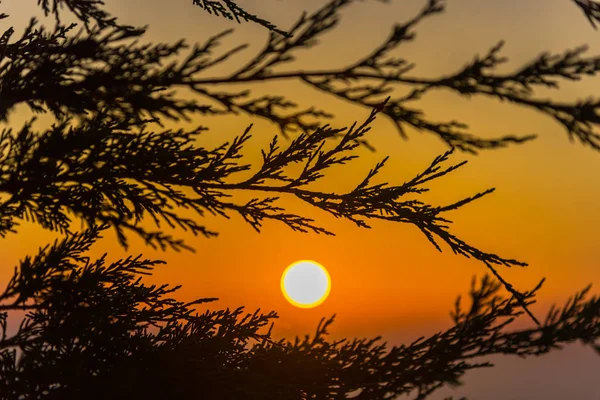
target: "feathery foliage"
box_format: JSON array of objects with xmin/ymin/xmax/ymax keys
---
[
  {"xmin": 191, "ymin": 0, "xmax": 290, "ymax": 37},
  {"xmin": 0, "ymin": 0, "xmax": 588, "ymax": 316},
  {"xmin": 0, "ymin": 228, "xmax": 598, "ymax": 398},
  {"xmin": 4, "ymin": 1, "xmax": 600, "ymax": 152},
  {"xmin": 573, "ymin": 0, "xmax": 600, "ymax": 28},
  {"xmin": 0, "ymin": 0, "xmax": 598, "ymax": 399}
]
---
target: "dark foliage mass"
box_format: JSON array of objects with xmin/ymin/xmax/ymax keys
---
[
  {"xmin": 0, "ymin": 0, "xmax": 598, "ymax": 399},
  {"xmin": 1, "ymin": 227, "xmax": 599, "ymax": 399}
]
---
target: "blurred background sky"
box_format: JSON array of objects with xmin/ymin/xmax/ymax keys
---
[{"xmin": 1, "ymin": 0, "xmax": 599, "ymax": 398}]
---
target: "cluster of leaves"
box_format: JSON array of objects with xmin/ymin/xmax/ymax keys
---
[
  {"xmin": 0, "ymin": 228, "xmax": 598, "ymax": 399},
  {"xmin": 0, "ymin": 0, "xmax": 599, "ymax": 399}
]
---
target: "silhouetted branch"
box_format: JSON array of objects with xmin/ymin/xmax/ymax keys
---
[
  {"xmin": 1, "ymin": 87, "xmax": 547, "ymax": 325},
  {"xmin": 0, "ymin": 101, "xmax": 492, "ymax": 252},
  {"xmin": 0, "ymin": 99, "xmax": 537, "ymax": 313},
  {"xmin": 0, "ymin": 19, "xmax": 217, "ymax": 123},
  {"xmin": 0, "ymin": 2, "xmax": 545, "ymax": 316},
  {"xmin": 192, "ymin": 0, "xmax": 290, "ymax": 37},
  {"xmin": 36, "ymin": 0, "xmax": 122, "ymax": 30},
  {"xmin": 34, "ymin": 0, "xmax": 287, "ymax": 35},
  {"xmin": 0, "ymin": 1, "xmax": 598, "ymax": 398},
  {"xmin": 573, "ymin": 0, "xmax": 600, "ymax": 29},
  {"xmin": 187, "ymin": 0, "xmax": 600, "ymax": 153},
  {"xmin": 0, "ymin": 241, "xmax": 597, "ymax": 399},
  {"xmin": 5, "ymin": 1, "xmax": 600, "ymax": 153}
]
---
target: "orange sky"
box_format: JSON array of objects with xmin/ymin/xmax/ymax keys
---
[{"xmin": 1, "ymin": 0, "xmax": 599, "ymax": 398}]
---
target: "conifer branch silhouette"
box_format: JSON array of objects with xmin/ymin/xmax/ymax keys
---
[
  {"xmin": 191, "ymin": 0, "xmax": 290, "ymax": 37},
  {"xmin": 36, "ymin": 0, "xmax": 123, "ymax": 30},
  {"xmin": 186, "ymin": 0, "xmax": 600, "ymax": 152},
  {"xmin": 0, "ymin": 101, "xmax": 490, "ymax": 250},
  {"xmin": 573, "ymin": 0, "xmax": 600, "ymax": 28},
  {"xmin": 0, "ymin": 0, "xmax": 599, "ymax": 399},
  {"xmin": 0, "ymin": 231, "xmax": 597, "ymax": 398},
  {"xmin": 0, "ymin": 98, "xmax": 535, "ymax": 316},
  {"xmin": 4, "ymin": 0, "xmax": 600, "ymax": 152},
  {"xmin": 35, "ymin": 0, "xmax": 287, "ymax": 34}
]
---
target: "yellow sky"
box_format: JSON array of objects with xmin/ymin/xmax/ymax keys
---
[{"xmin": 1, "ymin": 2, "xmax": 599, "ymax": 393}]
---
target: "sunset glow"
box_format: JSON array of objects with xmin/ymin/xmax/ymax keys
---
[{"xmin": 281, "ymin": 260, "xmax": 331, "ymax": 308}]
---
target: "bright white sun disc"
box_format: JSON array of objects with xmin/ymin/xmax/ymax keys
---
[{"xmin": 281, "ymin": 260, "xmax": 331, "ymax": 308}]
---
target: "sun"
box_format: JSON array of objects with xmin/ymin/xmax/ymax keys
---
[{"xmin": 281, "ymin": 260, "xmax": 331, "ymax": 308}]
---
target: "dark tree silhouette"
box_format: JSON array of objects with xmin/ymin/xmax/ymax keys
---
[
  {"xmin": 0, "ymin": 0, "xmax": 598, "ymax": 399},
  {"xmin": 1, "ymin": 228, "xmax": 598, "ymax": 399}
]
